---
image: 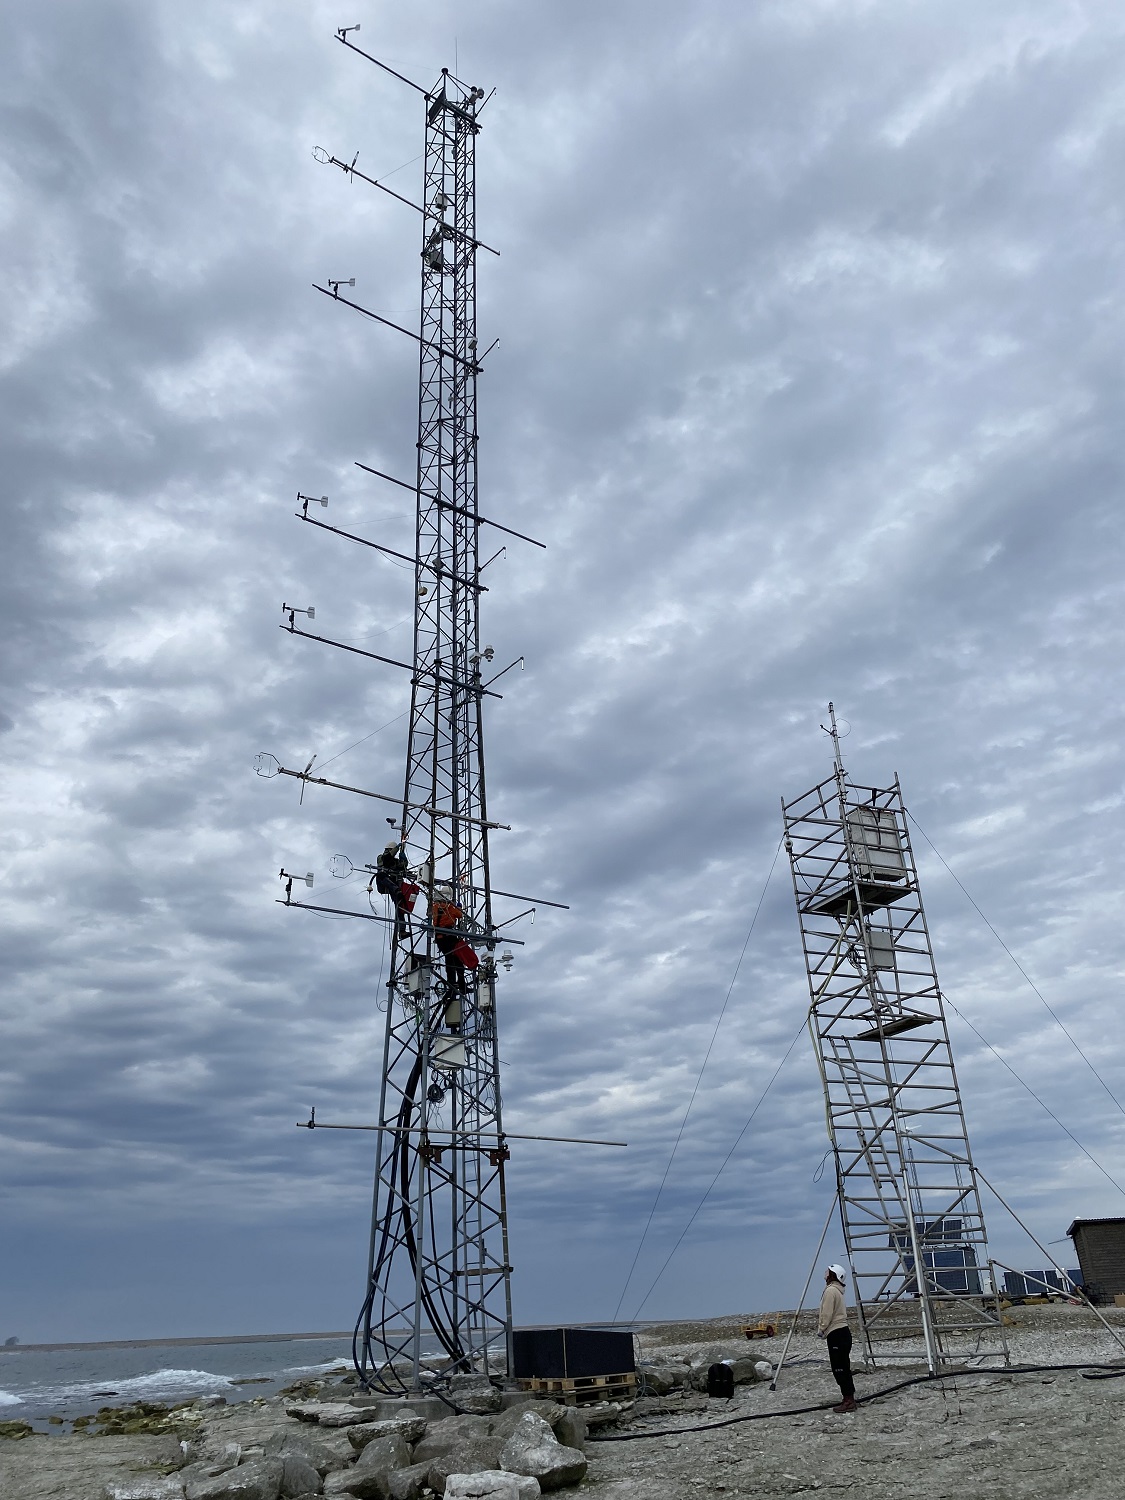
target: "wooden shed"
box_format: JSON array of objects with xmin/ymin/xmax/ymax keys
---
[{"xmin": 1067, "ymin": 1217, "xmax": 1125, "ymax": 1305}]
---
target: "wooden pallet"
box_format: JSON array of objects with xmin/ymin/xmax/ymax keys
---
[{"xmin": 518, "ymin": 1372, "xmax": 637, "ymax": 1406}]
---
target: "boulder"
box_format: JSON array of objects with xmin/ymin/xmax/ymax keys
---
[
  {"xmin": 323, "ymin": 1478, "xmax": 360, "ymax": 1499},
  {"xmin": 0, "ymin": 1420, "xmax": 34, "ymax": 1440},
  {"xmin": 754, "ymin": 1361, "xmax": 773, "ymax": 1380},
  {"xmin": 103, "ymin": 1481, "xmax": 186, "ymax": 1500},
  {"xmin": 264, "ymin": 1430, "xmax": 343, "ymax": 1475},
  {"xmin": 446, "ymin": 1375, "xmax": 501, "ymax": 1414},
  {"xmin": 427, "ymin": 1436, "xmax": 505, "ymax": 1494},
  {"xmin": 570, "ymin": 1401, "xmax": 621, "ymax": 1430},
  {"xmin": 412, "ymin": 1415, "xmax": 491, "ymax": 1465},
  {"xmin": 387, "ymin": 1462, "xmax": 432, "ymax": 1500},
  {"xmin": 445, "ymin": 1475, "xmax": 539, "ymax": 1500},
  {"xmin": 344, "ymin": 1432, "xmax": 412, "ymax": 1500},
  {"xmin": 498, "ymin": 1414, "xmax": 586, "ymax": 1492},
  {"xmin": 287, "ymin": 1404, "xmax": 378, "ymax": 1429},
  {"xmin": 687, "ymin": 1343, "xmax": 764, "ymax": 1390},
  {"xmin": 486, "ymin": 1402, "xmax": 582, "ymax": 1456},
  {"xmin": 637, "ymin": 1364, "xmax": 687, "ymax": 1396},
  {"xmin": 547, "ymin": 1410, "xmax": 584, "ymax": 1455},
  {"xmin": 280, "ymin": 1455, "xmax": 324, "ymax": 1497},
  {"xmin": 184, "ymin": 1460, "xmax": 286, "ymax": 1500},
  {"xmin": 488, "ymin": 1403, "xmax": 562, "ymax": 1444},
  {"xmin": 348, "ymin": 1416, "xmax": 427, "ymax": 1452}
]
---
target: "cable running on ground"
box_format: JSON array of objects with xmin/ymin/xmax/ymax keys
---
[
  {"xmin": 589, "ymin": 1361, "xmax": 1125, "ymax": 1442},
  {"xmin": 611, "ymin": 840, "xmax": 783, "ymax": 1323}
]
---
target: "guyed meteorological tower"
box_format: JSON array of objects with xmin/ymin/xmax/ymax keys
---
[{"xmin": 258, "ymin": 26, "xmax": 559, "ymax": 1391}]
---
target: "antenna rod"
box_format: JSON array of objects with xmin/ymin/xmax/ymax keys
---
[
  {"xmin": 825, "ymin": 700, "xmax": 845, "ymax": 777},
  {"xmin": 299, "ymin": 1119, "xmax": 626, "ymax": 1147},
  {"xmin": 314, "ymin": 285, "xmax": 481, "ymax": 372},
  {"xmin": 272, "ymin": 763, "xmax": 511, "ymax": 830},
  {"xmin": 279, "ymin": 897, "xmax": 525, "ymax": 944},
  {"xmin": 296, "ymin": 511, "xmax": 486, "ymax": 593},
  {"xmin": 314, "ymin": 150, "xmax": 500, "ymax": 255},
  {"xmin": 334, "ymin": 34, "xmax": 429, "ymax": 95},
  {"xmin": 281, "ymin": 623, "xmax": 504, "ymax": 698},
  {"xmin": 356, "ymin": 464, "xmax": 545, "ymax": 548}
]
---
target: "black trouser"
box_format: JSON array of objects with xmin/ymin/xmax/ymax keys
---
[
  {"xmin": 436, "ymin": 932, "xmax": 466, "ymax": 993},
  {"xmin": 826, "ymin": 1328, "xmax": 854, "ymax": 1400}
]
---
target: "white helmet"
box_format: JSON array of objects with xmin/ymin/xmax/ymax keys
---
[{"xmin": 828, "ymin": 1263, "xmax": 847, "ymax": 1282}]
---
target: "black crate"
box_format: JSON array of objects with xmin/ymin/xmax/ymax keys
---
[{"xmin": 512, "ymin": 1327, "xmax": 635, "ymax": 1380}]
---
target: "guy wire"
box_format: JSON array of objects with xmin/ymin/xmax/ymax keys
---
[
  {"xmin": 629, "ymin": 1017, "xmax": 806, "ymax": 1322},
  {"xmin": 908, "ymin": 810, "xmax": 1125, "ymax": 1119},
  {"xmin": 611, "ymin": 839, "xmax": 783, "ymax": 1322}
]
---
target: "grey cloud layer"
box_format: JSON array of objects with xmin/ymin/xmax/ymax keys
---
[{"xmin": 2, "ymin": 0, "xmax": 1124, "ymax": 1338}]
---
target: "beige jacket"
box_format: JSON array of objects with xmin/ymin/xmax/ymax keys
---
[{"xmin": 817, "ymin": 1280, "xmax": 848, "ymax": 1337}]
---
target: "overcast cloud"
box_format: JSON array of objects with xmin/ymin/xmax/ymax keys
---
[{"xmin": 3, "ymin": 0, "xmax": 1125, "ymax": 1342}]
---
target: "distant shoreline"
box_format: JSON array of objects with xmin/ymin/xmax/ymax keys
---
[
  {"xmin": 0, "ymin": 1331, "xmax": 353, "ymax": 1354},
  {"xmin": 0, "ymin": 1317, "xmax": 675, "ymax": 1357}
]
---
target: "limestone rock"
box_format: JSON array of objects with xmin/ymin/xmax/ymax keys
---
[
  {"xmin": 445, "ymin": 1474, "xmax": 540, "ymax": 1500},
  {"xmin": 281, "ymin": 1454, "xmax": 324, "ymax": 1496},
  {"xmin": 427, "ymin": 1436, "xmax": 504, "ymax": 1494},
  {"xmin": 446, "ymin": 1376, "xmax": 501, "ymax": 1414},
  {"xmin": 184, "ymin": 1458, "xmax": 286, "ymax": 1500},
  {"xmin": 637, "ymin": 1364, "xmax": 687, "ymax": 1396},
  {"xmin": 179, "ymin": 1457, "xmax": 240, "ymax": 1488},
  {"xmin": 570, "ymin": 1401, "xmax": 621, "ymax": 1429},
  {"xmin": 263, "ymin": 1430, "xmax": 342, "ymax": 1476},
  {"xmin": 687, "ymin": 1342, "xmax": 764, "ymax": 1390},
  {"xmin": 548, "ymin": 1410, "xmax": 585, "ymax": 1455},
  {"xmin": 343, "ymin": 1432, "xmax": 412, "ymax": 1499},
  {"xmin": 498, "ymin": 1414, "xmax": 586, "ymax": 1492},
  {"xmin": 412, "ymin": 1415, "xmax": 491, "ymax": 1465},
  {"xmin": 103, "ymin": 1480, "xmax": 187, "ymax": 1500},
  {"xmin": 488, "ymin": 1403, "xmax": 563, "ymax": 1444},
  {"xmin": 348, "ymin": 1416, "xmax": 427, "ymax": 1452},
  {"xmin": 387, "ymin": 1461, "xmax": 432, "ymax": 1500},
  {"xmin": 323, "ymin": 1477, "xmax": 360, "ymax": 1499},
  {"xmin": 287, "ymin": 1405, "xmax": 378, "ymax": 1429}
]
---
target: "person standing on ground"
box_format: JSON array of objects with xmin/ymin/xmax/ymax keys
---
[{"xmin": 818, "ymin": 1264, "xmax": 857, "ymax": 1413}]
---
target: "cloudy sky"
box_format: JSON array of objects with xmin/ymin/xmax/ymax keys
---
[{"xmin": 4, "ymin": 0, "xmax": 1125, "ymax": 1343}]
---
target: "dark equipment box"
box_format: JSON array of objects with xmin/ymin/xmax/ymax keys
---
[{"xmin": 512, "ymin": 1326, "xmax": 636, "ymax": 1380}]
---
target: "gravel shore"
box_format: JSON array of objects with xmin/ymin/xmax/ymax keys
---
[{"xmin": 2, "ymin": 1305, "xmax": 1122, "ymax": 1500}]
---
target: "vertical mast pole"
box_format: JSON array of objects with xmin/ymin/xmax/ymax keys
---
[{"xmin": 353, "ymin": 65, "xmax": 511, "ymax": 1393}]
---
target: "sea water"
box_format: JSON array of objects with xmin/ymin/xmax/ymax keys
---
[{"xmin": 0, "ymin": 1336, "xmax": 354, "ymax": 1429}]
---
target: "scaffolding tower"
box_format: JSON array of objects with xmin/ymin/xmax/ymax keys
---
[
  {"xmin": 782, "ymin": 707, "xmax": 1009, "ymax": 1371},
  {"xmin": 261, "ymin": 35, "xmax": 542, "ymax": 1393}
]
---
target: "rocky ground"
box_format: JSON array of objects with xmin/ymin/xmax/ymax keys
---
[{"xmin": 2, "ymin": 1305, "xmax": 1124, "ymax": 1500}]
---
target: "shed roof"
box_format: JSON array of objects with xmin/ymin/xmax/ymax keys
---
[{"xmin": 1067, "ymin": 1217, "xmax": 1125, "ymax": 1236}]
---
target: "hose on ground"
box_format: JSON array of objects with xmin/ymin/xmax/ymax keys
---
[{"xmin": 587, "ymin": 1360, "xmax": 1125, "ymax": 1442}]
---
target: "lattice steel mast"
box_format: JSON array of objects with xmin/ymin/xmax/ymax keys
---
[
  {"xmin": 260, "ymin": 34, "xmax": 540, "ymax": 1393},
  {"xmin": 357, "ymin": 55, "xmax": 512, "ymax": 1394},
  {"xmin": 782, "ymin": 707, "xmax": 1008, "ymax": 1371}
]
